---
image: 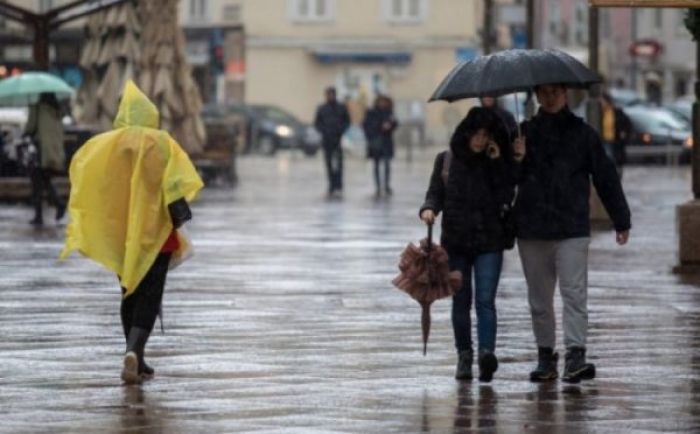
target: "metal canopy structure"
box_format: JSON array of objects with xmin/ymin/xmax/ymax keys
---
[{"xmin": 0, "ymin": 0, "xmax": 130, "ymax": 69}]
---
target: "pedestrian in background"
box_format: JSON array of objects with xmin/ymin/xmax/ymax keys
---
[
  {"xmin": 601, "ymin": 93, "xmax": 632, "ymax": 178},
  {"xmin": 61, "ymin": 81, "xmax": 203, "ymax": 385},
  {"xmin": 514, "ymin": 84, "xmax": 631, "ymax": 384},
  {"xmin": 25, "ymin": 92, "xmax": 65, "ymax": 226},
  {"xmin": 419, "ymin": 107, "xmax": 518, "ymax": 383},
  {"xmin": 363, "ymin": 94, "xmax": 398, "ymax": 197},
  {"xmin": 314, "ymin": 87, "xmax": 350, "ymax": 198}
]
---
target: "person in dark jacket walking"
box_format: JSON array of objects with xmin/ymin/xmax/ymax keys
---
[
  {"xmin": 601, "ymin": 93, "xmax": 632, "ymax": 178},
  {"xmin": 513, "ymin": 84, "xmax": 631, "ymax": 384},
  {"xmin": 314, "ymin": 87, "xmax": 350, "ymax": 197},
  {"xmin": 419, "ymin": 107, "xmax": 518, "ymax": 382},
  {"xmin": 363, "ymin": 95, "xmax": 398, "ymax": 196}
]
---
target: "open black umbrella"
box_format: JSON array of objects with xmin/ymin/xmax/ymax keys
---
[{"xmin": 429, "ymin": 48, "xmax": 601, "ymax": 103}]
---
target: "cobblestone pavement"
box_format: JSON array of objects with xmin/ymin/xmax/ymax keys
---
[{"xmin": 1, "ymin": 151, "xmax": 699, "ymax": 433}]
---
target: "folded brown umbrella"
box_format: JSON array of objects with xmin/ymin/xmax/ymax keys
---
[{"xmin": 392, "ymin": 224, "xmax": 462, "ymax": 355}]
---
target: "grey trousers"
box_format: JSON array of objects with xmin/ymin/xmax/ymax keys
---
[{"xmin": 518, "ymin": 238, "xmax": 590, "ymax": 349}]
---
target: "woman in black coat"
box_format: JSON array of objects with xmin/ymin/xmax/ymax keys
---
[
  {"xmin": 419, "ymin": 107, "xmax": 518, "ymax": 383},
  {"xmin": 363, "ymin": 95, "xmax": 398, "ymax": 196}
]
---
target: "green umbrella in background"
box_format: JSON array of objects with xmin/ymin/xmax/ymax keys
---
[{"xmin": 0, "ymin": 72, "xmax": 74, "ymax": 106}]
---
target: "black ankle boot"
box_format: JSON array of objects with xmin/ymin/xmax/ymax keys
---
[
  {"xmin": 478, "ymin": 350, "xmax": 498, "ymax": 383},
  {"xmin": 562, "ymin": 347, "xmax": 595, "ymax": 383},
  {"xmin": 455, "ymin": 349, "xmax": 473, "ymax": 380},
  {"xmin": 530, "ymin": 347, "xmax": 559, "ymax": 382}
]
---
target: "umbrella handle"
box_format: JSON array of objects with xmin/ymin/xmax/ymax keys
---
[
  {"xmin": 515, "ymin": 92, "xmax": 523, "ymax": 138},
  {"xmin": 427, "ymin": 223, "xmax": 433, "ymax": 251}
]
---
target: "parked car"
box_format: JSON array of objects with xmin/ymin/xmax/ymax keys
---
[
  {"xmin": 210, "ymin": 104, "xmax": 320, "ymax": 156},
  {"xmin": 665, "ymin": 97, "xmax": 692, "ymax": 124},
  {"xmin": 623, "ymin": 105, "xmax": 692, "ymax": 163},
  {"xmin": 609, "ymin": 88, "xmax": 644, "ymax": 107}
]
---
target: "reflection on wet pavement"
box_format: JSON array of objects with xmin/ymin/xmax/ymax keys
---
[{"xmin": 0, "ymin": 153, "xmax": 699, "ymax": 433}]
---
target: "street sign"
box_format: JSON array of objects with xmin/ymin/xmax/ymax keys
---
[
  {"xmin": 629, "ymin": 39, "xmax": 664, "ymax": 57},
  {"xmin": 590, "ymin": 0, "xmax": 700, "ymax": 7}
]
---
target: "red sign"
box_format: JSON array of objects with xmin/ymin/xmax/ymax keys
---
[{"xmin": 629, "ymin": 40, "xmax": 664, "ymax": 58}]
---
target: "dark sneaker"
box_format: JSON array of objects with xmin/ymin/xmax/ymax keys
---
[
  {"xmin": 562, "ymin": 347, "xmax": 596, "ymax": 384},
  {"xmin": 455, "ymin": 349, "xmax": 473, "ymax": 380},
  {"xmin": 530, "ymin": 347, "xmax": 559, "ymax": 382},
  {"xmin": 139, "ymin": 361, "xmax": 155, "ymax": 380},
  {"xmin": 29, "ymin": 217, "xmax": 44, "ymax": 226},
  {"xmin": 385, "ymin": 187, "xmax": 393, "ymax": 196},
  {"xmin": 478, "ymin": 351, "xmax": 498, "ymax": 383}
]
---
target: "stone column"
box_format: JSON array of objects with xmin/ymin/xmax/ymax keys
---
[{"xmin": 676, "ymin": 25, "xmax": 700, "ymax": 272}]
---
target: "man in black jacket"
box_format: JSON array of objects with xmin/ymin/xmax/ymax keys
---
[
  {"xmin": 314, "ymin": 87, "xmax": 350, "ymax": 197},
  {"xmin": 514, "ymin": 84, "xmax": 631, "ymax": 384}
]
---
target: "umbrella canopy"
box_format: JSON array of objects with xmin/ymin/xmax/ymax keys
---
[
  {"xmin": 0, "ymin": 72, "xmax": 74, "ymax": 106},
  {"xmin": 429, "ymin": 48, "xmax": 601, "ymax": 102},
  {"xmin": 392, "ymin": 225, "xmax": 462, "ymax": 355}
]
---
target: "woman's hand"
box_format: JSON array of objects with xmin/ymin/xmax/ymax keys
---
[
  {"xmin": 513, "ymin": 137, "xmax": 526, "ymax": 162},
  {"xmin": 486, "ymin": 140, "xmax": 501, "ymax": 159},
  {"xmin": 420, "ymin": 209, "xmax": 435, "ymax": 225}
]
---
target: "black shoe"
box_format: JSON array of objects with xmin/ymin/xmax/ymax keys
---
[
  {"xmin": 55, "ymin": 203, "xmax": 66, "ymax": 221},
  {"xmin": 140, "ymin": 361, "xmax": 155, "ymax": 380},
  {"xmin": 455, "ymin": 349, "xmax": 473, "ymax": 380},
  {"xmin": 530, "ymin": 347, "xmax": 559, "ymax": 382},
  {"xmin": 562, "ymin": 347, "xmax": 596, "ymax": 384},
  {"xmin": 385, "ymin": 187, "xmax": 393, "ymax": 196},
  {"xmin": 29, "ymin": 217, "xmax": 43, "ymax": 226},
  {"xmin": 478, "ymin": 351, "xmax": 498, "ymax": 383}
]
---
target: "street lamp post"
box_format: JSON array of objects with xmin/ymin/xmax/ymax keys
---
[
  {"xmin": 695, "ymin": 42, "xmax": 700, "ymax": 199},
  {"xmin": 483, "ymin": 0, "xmax": 494, "ymax": 55},
  {"xmin": 587, "ymin": 7, "xmax": 602, "ymax": 134}
]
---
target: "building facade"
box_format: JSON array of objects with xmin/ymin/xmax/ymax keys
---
[
  {"xmin": 495, "ymin": 0, "xmax": 695, "ymax": 104},
  {"xmin": 179, "ymin": 0, "xmax": 482, "ymax": 142}
]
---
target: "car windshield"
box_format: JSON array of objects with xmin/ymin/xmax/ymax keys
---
[
  {"xmin": 252, "ymin": 106, "xmax": 298, "ymax": 123},
  {"xmin": 626, "ymin": 108, "xmax": 689, "ymax": 132}
]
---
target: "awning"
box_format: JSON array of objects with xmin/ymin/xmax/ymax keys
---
[{"xmin": 312, "ymin": 49, "xmax": 412, "ymax": 65}]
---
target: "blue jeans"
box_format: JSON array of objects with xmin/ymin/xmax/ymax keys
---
[{"xmin": 448, "ymin": 252, "xmax": 503, "ymax": 353}]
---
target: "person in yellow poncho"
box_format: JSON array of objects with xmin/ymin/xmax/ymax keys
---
[{"xmin": 60, "ymin": 80, "xmax": 203, "ymax": 384}]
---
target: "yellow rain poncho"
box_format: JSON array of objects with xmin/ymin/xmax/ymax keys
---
[{"xmin": 60, "ymin": 80, "xmax": 203, "ymax": 297}]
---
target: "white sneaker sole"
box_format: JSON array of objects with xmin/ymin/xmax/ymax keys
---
[{"xmin": 121, "ymin": 352, "xmax": 141, "ymax": 384}]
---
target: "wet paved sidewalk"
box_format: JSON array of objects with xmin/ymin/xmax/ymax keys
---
[{"xmin": 1, "ymin": 151, "xmax": 699, "ymax": 433}]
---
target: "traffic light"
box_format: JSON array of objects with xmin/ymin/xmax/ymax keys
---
[{"xmin": 209, "ymin": 29, "xmax": 225, "ymax": 75}]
